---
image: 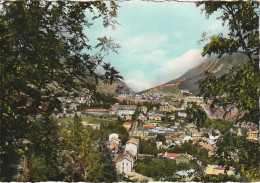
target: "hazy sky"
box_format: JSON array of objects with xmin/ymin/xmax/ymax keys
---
[{"xmin": 85, "ymin": 1, "xmax": 228, "ymax": 92}]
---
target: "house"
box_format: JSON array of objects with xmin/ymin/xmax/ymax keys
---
[
  {"xmin": 147, "ymin": 132, "xmax": 157, "ymax": 139},
  {"xmin": 110, "ymin": 143, "xmax": 119, "ymax": 154},
  {"xmin": 65, "ymin": 98, "xmax": 74, "ymax": 103},
  {"xmin": 132, "ymin": 128, "xmax": 149, "ymax": 139},
  {"xmin": 84, "ymin": 109, "xmax": 109, "ymax": 117},
  {"xmin": 117, "ymin": 156, "xmax": 134, "ymax": 175},
  {"xmin": 203, "ymin": 142, "xmax": 216, "ymax": 156},
  {"xmin": 205, "ymin": 165, "xmax": 235, "ymax": 176},
  {"xmin": 178, "ymin": 112, "xmax": 187, "ymax": 118},
  {"xmin": 109, "ymin": 133, "xmax": 119, "ymax": 141},
  {"xmin": 117, "ymin": 110, "xmax": 135, "ymax": 116},
  {"xmin": 110, "ymin": 137, "xmax": 121, "ymax": 145},
  {"xmin": 109, "ymin": 134, "xmax": 121, "ymax": 154},
  {"xmin": 125, "ymin": 139, "xmax": 138, "ymax": 158},
  {"xmin": 175, "ymin": 154, "xmax": 189, "ymax": 164},
  {"xmin": 144, "ymin": 125, "xmax": 155, "ymax": 129},
  {"xmin": 191, "ymin": 133, "xmax": 206, "ymax": 141},
  {"xmin": 182, "ymin": 136, "xmax": 191, "ymax": 143},
  {"xmin": 164, "ymin": 152, "xmax": 181, "ymax": 160},
  {"xmin": 119, "ymin": 114, "xmax": 132, "ymax": 121},
  {"xmin": 154, "ymin": 115, "xmax": 162, "ymax": 121},
  {"xmin": 169, "ymin": 114, "xmax": 175, "ymax": 120},
  {"xmin": 123, "ymin": 122, "xmax": 132, "ymax": 130},
  {"xmin": 137, "ymin": 113, "xmax": 147, "ymax": 122},
  {"xmin": 86, "ymin": 123, "xmax": 100, "ymax": 130},
  {"xmin": 248, "ymin": 130, "xmax": 259, "ymax": 141}
]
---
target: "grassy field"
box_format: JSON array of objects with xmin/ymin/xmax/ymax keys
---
[{"xmin": 54, "ymin": 116, "xmax": 114, "ymax": 124}]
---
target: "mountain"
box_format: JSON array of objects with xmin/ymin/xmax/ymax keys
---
[{"xmin": 139, "ymin": 54, "xmax": 250, "ymax": 95}]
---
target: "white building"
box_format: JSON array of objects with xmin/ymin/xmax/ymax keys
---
[
  {"xmin": 118, "ymin": 157, "xmax": 133, "ymax": 175},
  {"xmin": 178, "ymin": 112, "xmax": 187, "ymax": 118},
  {"xmin": 109, "ymin": 133, "xmax": 119, "ymax": 141}
]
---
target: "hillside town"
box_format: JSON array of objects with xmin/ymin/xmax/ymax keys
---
[
  {"xmin": 1, "ymin": 1, "xmax": 259, "ymax": 182},
  {"xmin": 50, "ymin": 88, "xmax": 259, "ymax": 182}
]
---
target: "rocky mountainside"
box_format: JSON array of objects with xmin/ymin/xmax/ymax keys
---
[{"xmin": 139, "ymin": 54, "xmax": 249, "ymax": 95}]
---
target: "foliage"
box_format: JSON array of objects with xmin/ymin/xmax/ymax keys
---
[
  {"xmin": 102, "ymin": 62, "xmax": 123, "ymax": 85},
  {"xmin": 89, "ymin": 92, "xmax": 117, "ymax": 109},
  {"xmin": 16, "ymin": 118, "xmax": 62, "ymax": 181},
  {"xmin": 135, "ymin": 157, "xmax": 200, "ymax": 181},
  {"xmin": 198, "ymin": 118, "xmax": 235, "ymax": 134},
  {"xmin": 88, "ymin": 122, "xmax": 129, "ymax": 144},
  {"xmin": 138, "ymin": 139, "xmax": 158, "ymax": 156},
  {"xmin": 197, "ymin": 3, "xmax": 260, "ymax": 180},
  {"xmin": 135, "ymin": 158, "xmax": 178, "ymax": 181},
  {"xmin": 59, "ymin": 117, "xmax": 117, "ymax": 182},
  {"xmin": 212, "ymin": 119, "xmax": 235, "ymax": 134},
  {"xmin": 185, "ymin": 102, "xmax": 207, "ymax": 129},
  {"xmin": 167, "ymin": 141, "xmax": 213, "ymax": 166},
  {"xmin": 197, "ymin": 1, "xmax": 260, "ymax": 123},
  {"xmin": 156, "ymin": 134, "xmax": 166, "ymax": 144},
  {"xmin": 215, "ymin": 133, "xmax": 260, "ymax": 181},
  {"xmin": 0, "ymin": 0, "xmax": 120, "ymax": 180}
]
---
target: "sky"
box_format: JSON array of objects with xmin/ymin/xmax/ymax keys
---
[{"xmin": 85, "ymin": 1, "xmax": 228, "ymax": 92}]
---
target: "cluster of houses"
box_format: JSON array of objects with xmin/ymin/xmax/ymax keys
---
[
  {"xmin": 110, "ymin": 105, "xmax": 137, "ymax": 121},
  {"xmin": 133, "ymin": 123, "xmax": 221, "ymax": 156},
  {"xmin": 108, "ymin": 133, "xmax": 139, "ymax": 175},
  {"xmin": 117, "ymin": 138, "xmax": 139, "ymax": 175},
  {"xmin": 51, "ymin": 96, "xmax": 92, "ymax": 118}
]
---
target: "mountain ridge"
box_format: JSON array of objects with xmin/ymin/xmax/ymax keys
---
[{"xmin": 138, "ymin": 54, "xmax": 249, "ymax": 95}]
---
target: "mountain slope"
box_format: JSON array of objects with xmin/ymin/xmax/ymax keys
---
[{"xmin": 139, "ymin": 54, "xmax": 250, "ymax": 95}]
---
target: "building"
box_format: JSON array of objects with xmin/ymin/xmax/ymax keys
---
[
  {"xmin": 123, "ymin": 122, "xmax": 132, "ymax": 130},
  {"xmin": 109, "ymin": 133, "xmax": 119, "ymax": 141},
  {"xmin": 117, "ymin": 138, "xmax": 139, "ymax": 175},
  {"xmin": 205, "ymin": 165, "xmax": 235, "ymax": 176},
  {"xmin": 109, "ymin": 133, "xmax": 121, "ymax": 154},
  {"xmin": 248, "ymin": 130, "xmax": 259, "ymax": 141},
  {"xmin": 118, "ymin": 156, "xmax": 134, "ymax": 175}
]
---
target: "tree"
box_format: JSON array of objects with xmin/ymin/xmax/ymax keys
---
[
  {"xmin": 215, "ymin": 133, "xmax": 260, "ymax": 181},
  {"xmin": 0, "ymin": 1, "xmax": 120, "ymax": 180},
  {"xmin": 185, "ymin": 102, "xmax": 207, "ymax": 129},
  {"xmin": 102, "ymin": 63, "xmax": 123, "ymax": 85},
  {"xmin": 197, "ymin": 3, "xmax": 260, "ymax": 181},
  {"xmin": 197, "ymin": 1, "xmax": 259, "ymax": 124}
]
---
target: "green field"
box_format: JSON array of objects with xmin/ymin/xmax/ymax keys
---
[{"xmin": 54, "ymin": 117, "xmax": 114, "ymax": 124}]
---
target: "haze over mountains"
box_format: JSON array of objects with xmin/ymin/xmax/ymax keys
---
[{"xmin": 138, "ymin": 54, "xmax": 249, "ymax": 95}]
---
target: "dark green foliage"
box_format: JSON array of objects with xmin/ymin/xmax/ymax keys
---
[
  {"xmin": 215, "ymin": 133, "xmax": 260, "ymax": 181},
  {"xmin": 197, "ymin": 3, "xmax": 260, "ymax": 181},
  {"xmin": 89, "ymin": 122, "xmax": 129, "ymax": 144},
  {"xmin": 185, "ymin": 102, "xmax": 207, "ymax": 129},
  {"xmin": 156, "ymin": 134, "xmax": 166, "ymax": 144},
  {"xmin": 139, "ymin": 139, "xmax": 157, "ymax": 156},
  {"xmin": 135, "ymin": 157, "xmax": 200, "ymax": 181},
  {"xmin": 25, "ymin": 118, "xmax": 61, "ymax": 181},
  {"xmin": 197, "ymin": 1, "xmax": 260, "ymax": 124},
  {"xmin": 90, "ymin": 92, "xmax": 117, "ymax": 109},
  {"xmin": 60, "ymin": 117, "xmax": 117, "ymax": 182},
  {"xmin": 135, "ymin": 158, "xmax": 178, "ymax": 181},
  {"xmin": 0, "ymin": 0, "xmax": 119, "ymax": 181}
]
